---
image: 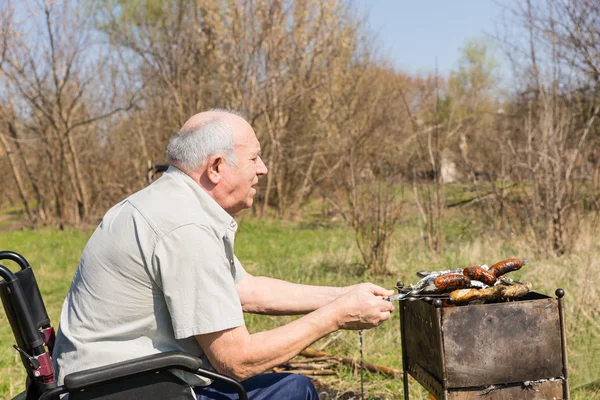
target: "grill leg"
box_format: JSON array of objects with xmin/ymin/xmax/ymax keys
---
[
  {"xmin": 556, "ymin": 289, "xmax": 570, "ymax": 400},
  {"xmin": 402, "ymin": 369, "xmax": 409, "ymax": 400},
  {"xmin": 400, "ymin": 302, "xmax": 409, "ymax": 400}
]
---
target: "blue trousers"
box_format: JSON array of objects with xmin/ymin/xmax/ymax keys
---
[{"xmin": 194, "ymin": 373, "xmax": 318, "ymax": 400}]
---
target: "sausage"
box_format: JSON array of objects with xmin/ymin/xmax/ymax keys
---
[
  {"xmin": 488, "ymin": 258, "xmax": 527, "ymax": 277},
  {"xmin": 463, "ymin": 265, "xmax": 497, "ymax": 285},
  {"xmin": 449, "ymin": 286, "xmax": 500, "ymax": 303},
  {"xmin": 433, "ymin": 273, "xmax": 471, "ymax": 291},
  {"xmin": 413, "ymin": 268, "xmax": 464, "ymax": 289},
  {"xmin": 499, "ymin": 282, "xmax": 532, "ymax": 298}
]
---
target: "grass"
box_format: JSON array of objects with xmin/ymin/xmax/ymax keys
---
[
  {"xmin": 0, "ymin": 229, "xmax": 92, "ymax": 398},
  {"xmin": 1, "ymin": 216, "xmax": 599, "ymax": 399}
]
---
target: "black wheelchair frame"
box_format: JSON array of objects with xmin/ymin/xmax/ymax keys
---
[
  {"xmin": 146, "ymin": 164, "xmax": 170, "ymax": 185},
  {"xmin": 0, "ymin": 250, "xmax": 248, "ymax": 400}
]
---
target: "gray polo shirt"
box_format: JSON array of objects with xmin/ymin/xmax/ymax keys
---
[{"xmin": 53, "ymin": 166, "xmax": 246, "ymax": 386}]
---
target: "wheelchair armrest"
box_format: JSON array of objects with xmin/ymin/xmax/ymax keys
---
[{"xmin": 63, "ymin": 351, "xmax": 204, "ymax": 390}]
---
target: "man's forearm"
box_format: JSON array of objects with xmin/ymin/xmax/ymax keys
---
[
  {"xmin": 237, "ymin": 274, "xmax": 350, "ymax": 314},
  {"xmin": 198, "ymin": 303, "xmax": 340, "ymax": 380},
  {"xmin": 198, "ymin": 283, "xmax": 395, "ymax": 381}
]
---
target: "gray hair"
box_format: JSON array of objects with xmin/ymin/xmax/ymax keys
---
[{"xmin": 166, "ymin": 113, "xmax": 240, "ymax": 170}]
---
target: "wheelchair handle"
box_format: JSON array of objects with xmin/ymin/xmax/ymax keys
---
[
  {"xmin": 0, "ymin": 251, "xmax": 31, "ymax": 270},
  {"xmin": 0, "ymin": 263, "xmax": 17, "ymax": 282}
]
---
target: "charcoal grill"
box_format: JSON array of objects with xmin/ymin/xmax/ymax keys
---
[{"xmin": 398, "ymin": 288, "xmax": 569, "ymax": 399}]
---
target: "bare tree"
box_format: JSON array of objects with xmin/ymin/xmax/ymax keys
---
[
  {"xmin": 0, "ymin": 0, "xmax": 134, "ymax": 227},
  {"xmin": 94, "ymin": 0, "xmax": 369, "ymax": 218},
  {"xmin": 490, "ymin": 0, "xmax": 600, "ymax": 255},
  {"xmin": 317, "ymin": 65, "xmax": 409, "ymax": 273}
]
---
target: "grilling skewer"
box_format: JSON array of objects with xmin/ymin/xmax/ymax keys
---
[
  {"xmin": 386, "ymin": 291, "xmax": 423, "ymax": 302},
  {"xmin": 386, "ymin": 289, "xmax": 448, "ymax": 302}
]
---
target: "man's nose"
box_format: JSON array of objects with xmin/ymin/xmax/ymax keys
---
[{"xmin": 257, "ymin": 156, "xmax": 268, "ymax": 175}]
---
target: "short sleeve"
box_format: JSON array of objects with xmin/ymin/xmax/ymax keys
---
[
  {"xmin": 151, "ymin": 224, "xmax": 245, "ymax": 339},
  {"xmin": 233, "ymin": 255, "xmax": 246, "ymax": 283}
]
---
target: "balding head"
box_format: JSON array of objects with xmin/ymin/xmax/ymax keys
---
[
  {"xmin": 180, "ymin": 109, "xmax": 247, "ymax": 133},
  {"xmin": 166, "ymin": 109, "xmax": 250, "ymax": 171},
  {"xmin": 165, "ymin": 109, "xmax": 267, "ymax": 215}
]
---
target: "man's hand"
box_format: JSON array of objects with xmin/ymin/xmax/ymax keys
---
[{"xmin": 328, "ymin": 283, "xmax": 395, "ymax": 330}]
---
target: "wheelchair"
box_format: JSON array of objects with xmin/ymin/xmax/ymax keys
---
[{"xmin": 0, "ymin": 250, "xmax": 248, "ymax": 400}]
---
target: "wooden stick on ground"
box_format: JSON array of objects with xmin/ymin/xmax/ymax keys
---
[
  {"xmin": 282, "ymin": 362, "xmax": 336, "ymax": 370},
  {"xmin": 300, "ymin": 348, "xmax": 400, "ymax": 377},
  {"xmin": 272, "ymin": 367, "xmax": 337, "ymax": 376},
  {"xmin": 292, "ymin": 356, "xmax": 337, "ymax": 363}
]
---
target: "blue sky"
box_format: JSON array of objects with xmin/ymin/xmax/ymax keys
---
[{"xmin": 355, "ymin": 0, "xmax": 505, "ymax": 76}]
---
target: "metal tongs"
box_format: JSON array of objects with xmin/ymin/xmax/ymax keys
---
[
  {"xmin": 386, "ymin": 289, "xmax": 423, "ymax": 302},
  {"xmin": 385, "ymin": 279, "xmax": 450, "ymax": 302},
  {"xmin": 386, "ymin": 290, "xmax": 449, "ymax": 302}
]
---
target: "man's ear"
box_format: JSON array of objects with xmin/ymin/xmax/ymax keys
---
[{"xmin": 206, "ymin": 155, "xmax": 223, "ymax": 184}]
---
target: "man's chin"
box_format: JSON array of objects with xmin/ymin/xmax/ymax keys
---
[{"xmin": 226, "ymin": 200, "xmax": 252, "ymax": 216}]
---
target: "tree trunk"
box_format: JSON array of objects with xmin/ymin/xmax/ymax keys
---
[
  {"xmin": 0, "ymin": 132, "xmax": 34, "ymax": 224},
  {"xmin": 65, "ymin": 129, "xmax": 89, "ymax": 222},
  {"xmin": 8, "ymin": 122, "xmax": 47, "ymax": 222}
]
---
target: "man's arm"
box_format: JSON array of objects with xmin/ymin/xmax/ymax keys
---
[
  {"xmin": 236, "ymin": 273, "xmax": 356, "ymax": 315},
  {"xmin": 195, "ymin": 284, "xmax": 394, "ymax": 381}
]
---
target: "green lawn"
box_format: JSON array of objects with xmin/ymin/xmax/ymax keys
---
[{"xmin": 1, "ymin": 217, "xmax": 599, "ymax": 399}]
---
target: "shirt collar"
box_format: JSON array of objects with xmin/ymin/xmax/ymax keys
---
[{"xmin": 165, "ymin": 165, "xmax": 238, "ymax": 232}]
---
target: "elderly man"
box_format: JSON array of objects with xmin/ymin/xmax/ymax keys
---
[{"xmin": 53, "ymin": 110, "xmax": 395, "ymax": 400}]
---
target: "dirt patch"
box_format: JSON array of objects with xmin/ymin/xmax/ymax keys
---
[
  {"xmin": 312, "ymin": 380, "xmax": 356, "ymax": 400},
  {"xmin": 311, "ymin": 379, "xmax": 385, "ymax": 400},
  {"xmin": 0, "ymin": 212, "xmax": 25, "ymax": 231}
]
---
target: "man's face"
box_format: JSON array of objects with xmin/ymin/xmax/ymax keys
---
[{"xmin": 219, "ymin": 123, "xmax": 268, "ymax": 215}]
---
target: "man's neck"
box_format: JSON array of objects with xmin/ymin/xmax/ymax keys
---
[{"xmin": 171, "ymin": 163, "xmax": 236, "ymax": 217}]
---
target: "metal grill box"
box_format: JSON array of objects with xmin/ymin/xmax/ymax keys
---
[{"xmin": 398, "ymin": 291, "xmax": 569, "ymax": 400}]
